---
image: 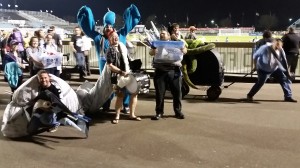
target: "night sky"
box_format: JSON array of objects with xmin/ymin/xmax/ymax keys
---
[{"xmin": 3, "ymin": 0, "xmax": 300, "ymax": 29}]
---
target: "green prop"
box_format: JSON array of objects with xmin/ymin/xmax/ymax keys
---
[{"xmin": 181, "ymin": 39, "xmax": 216, "ymax": 89}]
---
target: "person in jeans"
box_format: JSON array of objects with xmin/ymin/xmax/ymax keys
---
[
  {"xmin": 247, "ymin": 38, "xmax": 297, "ymax": 102},
  {"xmin": 149, "ymin": 30, "xmax": 187, "ymax": 120},
  {"xmin": 69, "ymin": 26, "xmax": 86, "ymax": 80}
]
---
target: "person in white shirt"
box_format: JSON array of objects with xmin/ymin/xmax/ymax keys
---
[
  {"xmin": 81, "ymin": 34, "xmax": 92, "ymax": 76},
  {"xmin": 26, "ymin": 36, "xmax": 44, "ymax": 76},
  {"xmin": 42, "ymin": 34, "xmax": 60, "ymax": 77}
]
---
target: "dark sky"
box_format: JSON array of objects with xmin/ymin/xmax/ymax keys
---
[{"xmin": 4, "ymin": 0, "xmax": 300, "ymax": 29}]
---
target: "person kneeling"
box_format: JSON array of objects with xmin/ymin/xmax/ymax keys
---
[{"xmin": 27, "ymin": 70, "xmax": 63, "ymax": 134}]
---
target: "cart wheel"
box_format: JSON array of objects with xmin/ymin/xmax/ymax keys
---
[
  {"xmin": 206, "ymin": 86, "xmax": 222, "ymax": 101},
  {"xmin": 181, "ymin": 80, "xmax": 190, "ymax": 98}
]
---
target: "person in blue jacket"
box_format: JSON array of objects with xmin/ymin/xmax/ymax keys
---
[{"xmin": 77, "ymin": 4, "xmax": 141, "ymax": 113}]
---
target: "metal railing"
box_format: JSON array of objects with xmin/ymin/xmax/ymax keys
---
[
  {"xmin": 215, "ymin": 42, "xmax": 255, "ymax": 74},
  {"xmin": 61, "ymin": 41, "xmax": 300, "ymax": 76}
]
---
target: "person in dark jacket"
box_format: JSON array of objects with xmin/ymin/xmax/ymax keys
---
[
  {"xmin": 282, "ymin": 27, "xmax": 300, "ymax": 78},
  {"xmin": 149, "ymin": 30, "xmax": 187, "ymax": 120},
  {"xmin": 255, "ymin": 30, "xmax": 273, "ymax": 51}
]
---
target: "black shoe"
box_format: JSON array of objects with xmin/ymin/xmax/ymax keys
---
[
  {"xmin": 79, "ymin": 76, "xmax": 86, "ymax": 81},
  {"xmin": 151, "ymin": 114, "xmax": 162, "ymax": 120},
  {"xmin": 284, "ymin": 97, "xmax": 297, "ymax": 103},
  {"xmin": 175, "ymin": 113, "xmax": 185, "ymax": 119},
  {"xmin": 246, "ymin": 95, "xmax": 253, "ymax": 102}
]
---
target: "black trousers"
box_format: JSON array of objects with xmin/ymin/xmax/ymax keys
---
[
  {"xmin": 153, "ymin": 68, "xmax": 182, "ymax": 115},
  {"xmin": 286, "ymin": 53, "xmax": 299, "ymax": 73}
]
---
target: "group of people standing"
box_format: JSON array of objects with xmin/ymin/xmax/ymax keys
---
[
  {"xmin": 77, "ymin": 5, "xmax": 189, "ymax": 124},
  {"xmin": 102, "ymin": 23, "xmax": 187, "ymax": 123},
  {"xmin": 0, "ymin": 26, "xmax": 64, "ymax": 94},
  {"xmin": 1, "ymin": 4, "xmax": 299, "ymax": 128}
]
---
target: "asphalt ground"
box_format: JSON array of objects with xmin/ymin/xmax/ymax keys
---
[{"xmin": 0, "ymin": 71, "xmax": 299, "ymax": 168}]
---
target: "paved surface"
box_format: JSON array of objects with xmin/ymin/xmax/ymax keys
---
[{"xmin": 0, "ymin": 72, "xmax": 299, "ymax": 168}]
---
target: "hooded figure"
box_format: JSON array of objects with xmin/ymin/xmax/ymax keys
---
[
  {"xmin": 77, "ymin": 4, "xmax": 141, "ymax": 113},
  {"xmin": 77, "ymin": 4, "xmax": 140, "ymax": 73}
]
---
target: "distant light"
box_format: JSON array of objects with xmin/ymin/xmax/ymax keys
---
[
  {"xmin": 289, "ymin": 18, "xmax": 293, "ymax": 22},
  {"xmin": 15, "ymin": 5, "xmax": 18, "ymax": 8},
  {"xmin": 211, "ymin": 20, "xmax": 214, "ymax": 24},
  {"xmin": 46, "ymin": 10, "xmax": 48, "ymax": 13},
  {"xmin": 40, "ymin": 10, "xmax": 42, "ymax": 12},
  {"xmin": 8, "ymin": 4, "xmax": 11, "ymax": 7},
  {"xmin": 0, "ymin": 3, "xmax": 2, "ymax": 7},
  {"xmin": 50, "ymin": 10, "xmax": 53, "ymax": 13}
]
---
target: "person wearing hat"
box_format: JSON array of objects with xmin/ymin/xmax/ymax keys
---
[
  {"xmin": 77, "ymin": 4, "xmax": 141, "ymax": 113},
  {"xmin": 185, "ymin": 26, "xmax": 197, "ymax": 40},
  {"xmin": 7, "ymin": 28, "xmax": 26, "ymax": 63},
  {"xmin": 4, "ymin": 40, "xmax": 25, "ymax": 93},
  {"xmin": 247, "ymin": 38, "xmax": 297, "ymax": 102}
]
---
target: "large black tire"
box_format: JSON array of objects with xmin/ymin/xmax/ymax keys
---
[{"xmin": 206, "ymin": 86, "xmax": 222, "ymax": 101}]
